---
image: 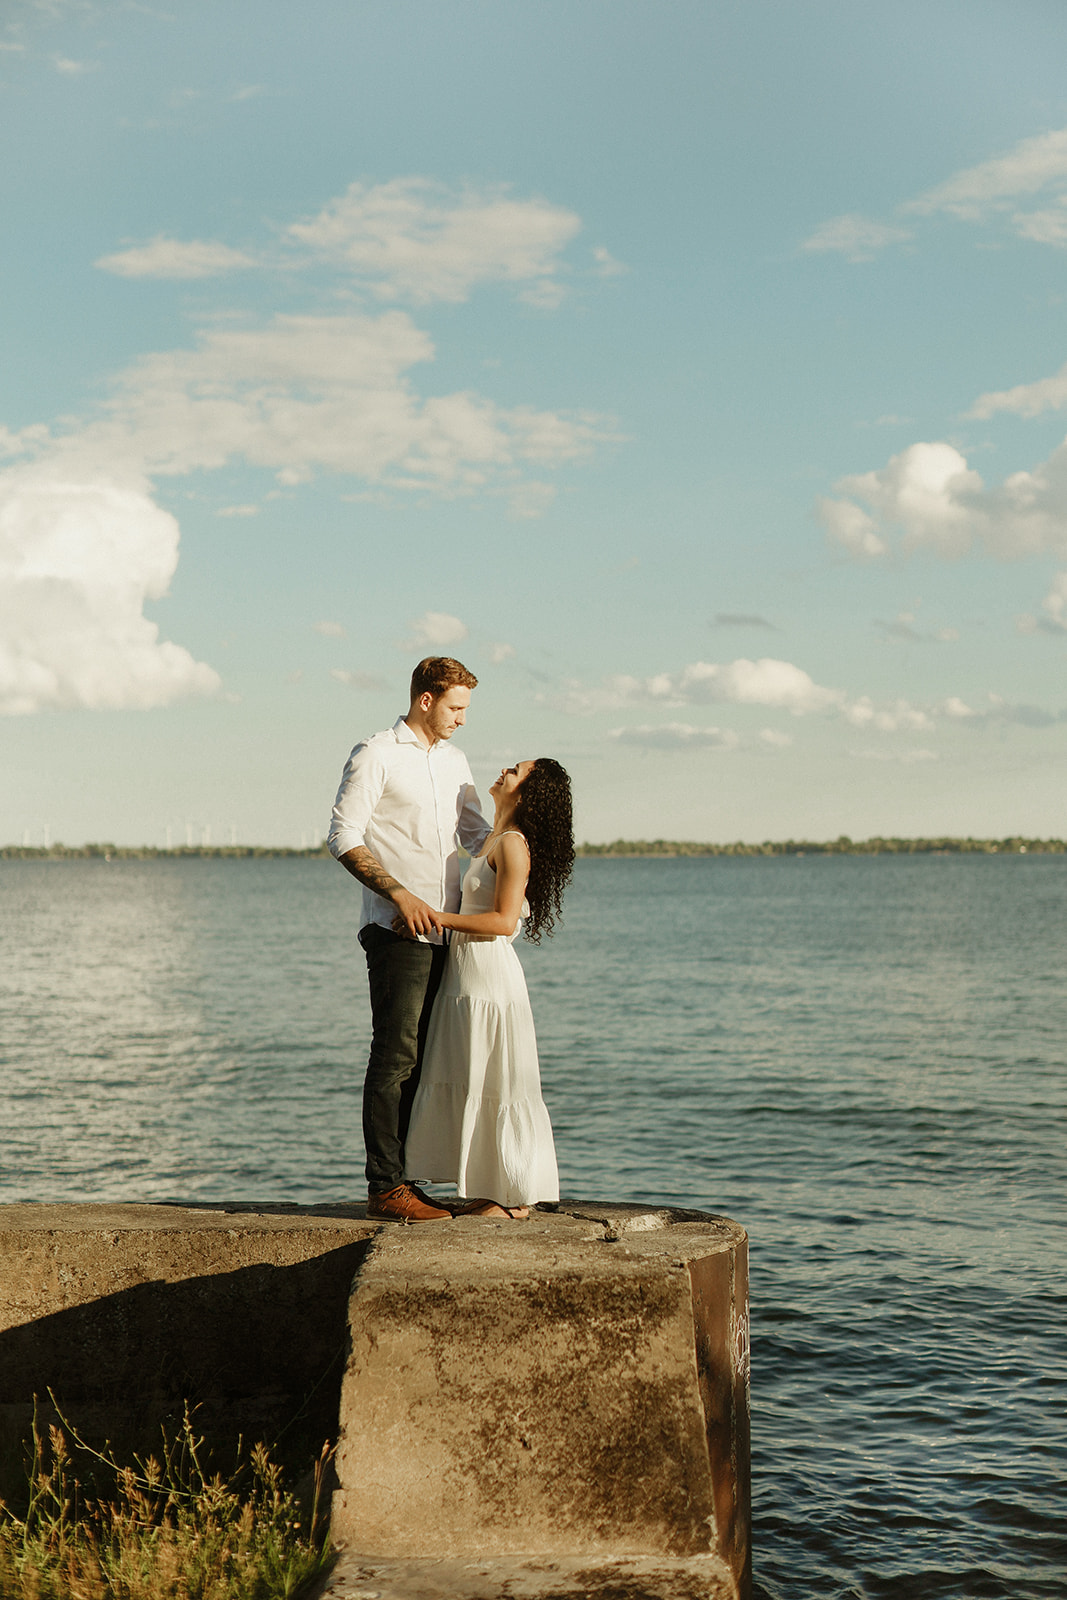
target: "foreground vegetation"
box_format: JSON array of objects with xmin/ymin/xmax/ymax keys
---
[
  {"xmin": 2, "ymin": 835, "xmax": 1065, "ymax": 860},
  {"xmin": 0, "ymin": 1405, "xmax": 332, "ymax": 1600}
]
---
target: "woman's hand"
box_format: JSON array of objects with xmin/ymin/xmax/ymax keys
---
[{"xmin": 392, "ymin": 907, "xmax": 449, "ymax": 937}]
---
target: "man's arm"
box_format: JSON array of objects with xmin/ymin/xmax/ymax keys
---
[
  {"xmin": 457, "ymin": 779, "xmax": 492, "ymax": 857},
  {"xmin": 337, "ymin": 846, "xmax": 438, "ymax": 938},
  {"xmin": 329, "ymin": 740, "xmax": 438, "ymax": 938}
]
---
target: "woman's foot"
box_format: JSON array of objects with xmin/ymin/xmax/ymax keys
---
[{"xmin": 459, "ymin": 1199, "xmax": 530, "ymax": 1220}]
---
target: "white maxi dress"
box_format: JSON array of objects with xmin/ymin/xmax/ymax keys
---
[{"xmin": 404, "ymin": 839, "xmax": 559, "ymax": 1209}]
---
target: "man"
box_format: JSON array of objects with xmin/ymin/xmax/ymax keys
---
[{"xmin": 328, "ymin": 657, "xmax": 490, "ymax": 1221}]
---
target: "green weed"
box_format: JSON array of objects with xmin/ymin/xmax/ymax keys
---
[{"xmin": 0, "ymin": 1400, "xmax": 333, "ymax": 1600}]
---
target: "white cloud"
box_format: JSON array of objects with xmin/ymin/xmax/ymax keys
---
[
  {"xmin": 842, "ymin": 697, "xmax": 933, "ymax": 733},
  {"xmin": 16, "ymin": 311, "xmax": 607, "ymax": 504},
  {"xmin": 96, "ymin": 237, "xmax": 257, "ymax": 279},
  {"xmin": 488, "ymin": 641, "xmax": 515, "ymax": 664},
  {"xmin": 0, "ymin": 421, "xmax": 50, "ymax": 459},
  {"xmin": 330, "ymin": 668, "xmax": 389, "ymax": 690},
  {"xmin": 554, "ymin": 657, "xmax": 845, "ymax": 716},
  {"xmin": 555, "ymin": 656, "xmax": 945, "ymax": 740},
  {"xmin": 970, "ymin": 360, "xmax": 1067, "ymax": 420},
  {"xmin": 819, "ymin": 437, "xmax": 1067, "ymax": 561},
  {"xmin": 313, "ymin": 620, "xmax": 346, "ymax": 638},
  {"xmin": 673, "ymin": 657, "xmax": 844, "ymax": 714},
  {"xmin": 1043, "ymin": 571, "xmax": 1067, "ymax": 627},
  {"xmin": 878, "ymin": 611, "xmax": 923, "ymax": 641},
  {"xmin": 73, "ymin": 184, "xmax": 610, "ymax": 504},
  {"xmin": 551, "ymin": 677, "xmax": 643, "ymax": 715},
  {"xmin": 801, "ymin": 213, "xmax": 912, "ymax": 261},
  {"xmin": 905, "ymin": 128, "xmax": 1067, "ymax": 221},
  {"xmin": 216, "ymin": 503, "xmax": 258, "ymax": 517},
  {"xmin": 592, "ymin": 245, "xmax": 627, "ymax": 278},
  {"xmin": 609, "ymin": 722, "xmax": 740, "ymax": 750},
  {"xmin": 875, "ymin": 609, "xmax": 959, "ymax": 644},
  {"xmin": 759, "ymin": 728, "xmax": 793, "ymax": 748},
  {"xmin": 408, "ymin": 611, "xmax": 468, "ymax": 648},
  {"xmin": 60, "ymin": 311, "xmax": 607, "ymax": 494},
  {"xmin": 938, "ymin": 691, "xmax": 1066, "ymax": 727},
  {"xmin": 286, "ymin": 178, "xmax": 581, "ymax": 306},
  {"xmin": 504, "ymin": 480, "xmax": 558, "ymax": 519},
  {"xmin": 0, "ymin": 306, "xmax": 604, "ymax": 710},
  {"xmin": 819, "ymin": 496, "xmax": 887, "ymax": 558},
  {"xmin": 1012, "ymin": 204, "xmax": 1067, "ymax": 246},
  {"xmin": 10, "ymin": 180, "xmax": 614, "ymax": 717},
  {"xmin": 1018, "ymin": 571, "xmax": 1067, "ymax": 634},
  {"xmin": 831, "ymin": 443, "xmax": 983, "ymax": 557},
  {"xmin": 0, "ymin": 465, "xmax": 220, "ymax": 715},
  {"xmin": 807, "ymin": 127, "xmax": 1067, "ymax": 260},
  {"xmin": 53, "ymin": 56, "xmax": 95, "ymax": 75},
  {"xmin": 505, "ymin": 408, "xmax": 605, "ymax": 462}
]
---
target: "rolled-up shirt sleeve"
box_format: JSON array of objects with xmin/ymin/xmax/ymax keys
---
[
  {"xmin": 327, "ymin": 742, "xmax": 387, "ymax": 861},
  {"xmin": 457, "ymin": 780, "xmax": 491, "ymax": 857}
]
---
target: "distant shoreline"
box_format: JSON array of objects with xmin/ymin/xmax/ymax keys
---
[{"xmin": 3, "ymin": 835, "xmax": 1065, "ymax": 860}]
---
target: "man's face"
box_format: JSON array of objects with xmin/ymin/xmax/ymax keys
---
[{"xmin": 426, "ymin": 686, "xmax": 471, "ymax": 741}]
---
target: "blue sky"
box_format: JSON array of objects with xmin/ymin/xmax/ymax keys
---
[{"xmin": 4, "ymin": 0, "xmax": 1067, "ymax": 846}]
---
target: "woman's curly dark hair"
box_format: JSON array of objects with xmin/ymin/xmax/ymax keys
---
[{"xmin": 513, "ymin": 758, "xmax": 574, "ymax": 944}]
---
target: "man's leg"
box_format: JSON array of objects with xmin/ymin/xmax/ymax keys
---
[{"xmin": 359, "ymin": 925, "xmax": 446, "ymax": 1195}]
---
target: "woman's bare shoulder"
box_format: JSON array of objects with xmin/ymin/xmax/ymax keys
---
[{"xmin": 487, "ymin": 829, "xmax": 530, "ymax": 872}]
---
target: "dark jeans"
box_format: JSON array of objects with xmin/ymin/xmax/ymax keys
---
[{"xmin": 358, "ymin": 924, "xmax": 447, "ymax": 1195}]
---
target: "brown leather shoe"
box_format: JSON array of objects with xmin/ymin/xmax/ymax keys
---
[{"xmin": 367, "ymin": 1183, "xmax": 452, "ymax": 1223}]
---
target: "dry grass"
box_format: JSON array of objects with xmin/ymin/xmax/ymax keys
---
[{"xmin": 0, "ymin": 1401, "xmax": 333, "ymax": 1600}]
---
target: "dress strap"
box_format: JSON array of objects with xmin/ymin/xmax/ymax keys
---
[{"xmin": 482, "ymin": 828, "xmax": 530, "ymax": 871}]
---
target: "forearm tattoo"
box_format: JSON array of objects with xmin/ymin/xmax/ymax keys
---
[{"xmin": 342, "ymin": 847, "xmax": 405, "ymax": 900}]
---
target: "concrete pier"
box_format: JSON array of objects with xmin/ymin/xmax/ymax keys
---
[
  {"xmin": 0, "ymin": 1201, "xmax": 749, "ymax": 1600},
  {"xmin": 0, "ymin": 1201, "xmax": 375, "ymax": 1481}
]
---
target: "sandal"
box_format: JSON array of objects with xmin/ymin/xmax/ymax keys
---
[{"xmin": 458, "ymin": 1199, "xmax": 529, "ymax": 1220}]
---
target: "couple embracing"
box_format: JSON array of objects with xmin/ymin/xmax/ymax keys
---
[{"xmin": 327, "ymin": 656, "xmax": 574, "ymax": 1223}]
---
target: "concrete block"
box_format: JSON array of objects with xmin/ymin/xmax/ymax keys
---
[
  {"xmin": 0, "ymin": 1203, "xmax": 376, "ymax": 1479},
  {"xmin": 332, "ymin": 1203, "xmax": 749, "ymax": 1599}
]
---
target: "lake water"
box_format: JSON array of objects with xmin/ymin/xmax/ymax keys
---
[{"xmin": 1, "ymin": 854, "xmax": 1065, "ymax": 1599}]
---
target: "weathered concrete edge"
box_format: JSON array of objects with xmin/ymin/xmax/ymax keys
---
[{"xmin": 310, "ymin": 1550, "xmax": 738, "ymax": 1600}]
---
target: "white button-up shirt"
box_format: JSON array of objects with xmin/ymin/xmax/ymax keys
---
[{"xmin": 327, "ymin": 716, "xmax": 490, "ymax": 938}]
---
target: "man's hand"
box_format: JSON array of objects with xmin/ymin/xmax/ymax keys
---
[
  {"xmin": 390, "ymin": 889, "xmax": 440, "ymax": 939},
  {"xmin": 339, "ymin": 847, "xmax": 447, "ymax": 937}
]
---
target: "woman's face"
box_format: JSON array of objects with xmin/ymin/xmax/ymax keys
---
[{"xmin": 490, "ymin": 758, "xmax": 536, "ymax": 800}]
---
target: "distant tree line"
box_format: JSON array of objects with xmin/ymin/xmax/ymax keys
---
[
  {"xmin": 576, "ymin": 836, "xmax": 1066, "ymax": 856},
  {"xmin": 3, "ymin": 836, "xmax": 1065, "ymax": 860},
  {"xmin": 0, "ymin": 843, "xmax": 333, "ymax": 859}
]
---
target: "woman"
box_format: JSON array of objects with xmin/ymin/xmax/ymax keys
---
[{"xmin": 403, "ymin": 757, "xmax": 574, "ymax": 1219}]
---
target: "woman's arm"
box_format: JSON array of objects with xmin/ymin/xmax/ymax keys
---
[{"xmin": 431, "ymin": 832, "xmax": 529, "ymax": 938}]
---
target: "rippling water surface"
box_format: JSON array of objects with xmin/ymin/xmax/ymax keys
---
[{"xmin": 2, "ymin": 854, "xmax": 1065, "ymax": 1598}]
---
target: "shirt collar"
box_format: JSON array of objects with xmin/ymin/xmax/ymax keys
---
[{"xmin": 394, "ymin": 715, "xmax": 434, "ymax": 750}]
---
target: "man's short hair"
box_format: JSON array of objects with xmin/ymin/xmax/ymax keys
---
[{"xmin": 410, "ymin": 656, "xmax": 478, "ymax": 701}]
